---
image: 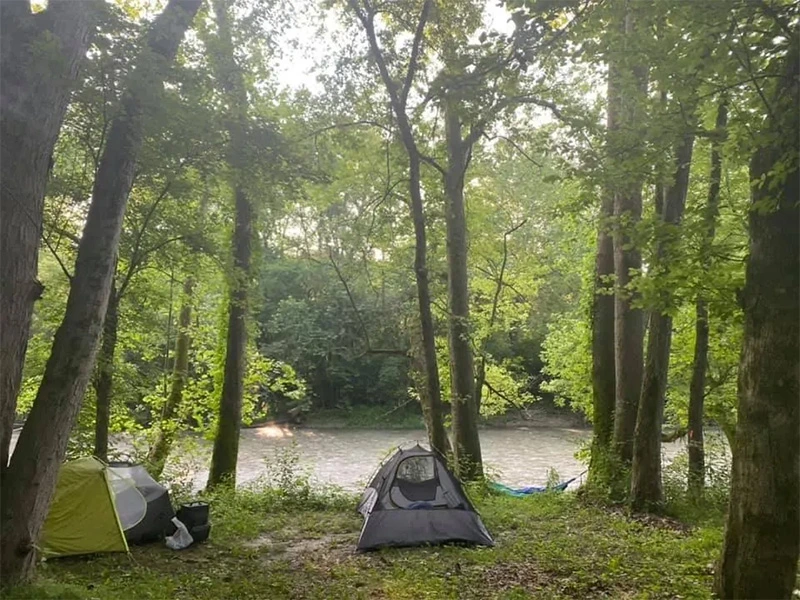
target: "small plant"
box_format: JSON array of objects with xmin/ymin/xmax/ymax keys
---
[{"xmin": 545, "ymin": 467, "xmax": 561, "ymax": 489}]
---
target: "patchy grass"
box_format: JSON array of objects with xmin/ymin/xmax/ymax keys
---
[{"xmin": 6, "ymin": 485, "xmax": 727, "ymax": 600}]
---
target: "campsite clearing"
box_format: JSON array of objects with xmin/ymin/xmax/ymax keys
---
[{"xmin": 7, "ymin": 490, "xmax": 723, "ymax": 599}]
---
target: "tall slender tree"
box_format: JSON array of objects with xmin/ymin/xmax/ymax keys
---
[
  {"xmin": 347, "ymin": 0, "xmax": 451, "ymax": 457},
  {"xmin": 0, "ymin": 0, "xmax": 100, "ymax": 480},
  {"xmin": 631, "ymin": 127, "xmax": 695, "ymax": 511},
  {"xmin": 148, "ymin": 277, "xmax": 195, "ymax": 478},
  {"xmin": 687, "ymin": 101, "xmax": 727, "ymax": 496},
  {"xmin": 587, "ymin": 62, "xmax": 619, "ymax": 487},
  {"xmin": 0, "ymin": 0, "xmax": 201, "ymax": 583},
  {"xmin": 206, "ymin": 0, "xmax": 255, "ymax": 488},
  {"xmin": 442, "ymin": 99, "xmax": 483, "ymax": 478},
  {"xmin": 609, "ymin": 5, "xmax": 648, "ymax": 468}
]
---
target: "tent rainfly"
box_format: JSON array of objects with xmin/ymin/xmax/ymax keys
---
[
  {"xmin": 40, "ymin": 457, "xmax": 174, "ymax": 558},
  {"xmin": 356, "ymin": 444, "xmax": 494, "ymax": 550}
]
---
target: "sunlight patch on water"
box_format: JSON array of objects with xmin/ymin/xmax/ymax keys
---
[{"xmin": 254, "ymin": 424, "xmax": 294, "ymax": 439}]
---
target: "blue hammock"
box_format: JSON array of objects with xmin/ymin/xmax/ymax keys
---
[{"xmin": 490, "ymin": 475, "xmax": 580, "ymax": 497}]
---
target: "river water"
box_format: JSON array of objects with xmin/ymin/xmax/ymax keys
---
[
  {"xmin": 170, "ymin": 425, "xmax": 687, "ymax": 492},
  {"xmin": 11, "ymin": 425, "xmax": 689, "ymax": 492}
]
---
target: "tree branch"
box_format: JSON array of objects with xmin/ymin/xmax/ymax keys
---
[{"xmin": 400, "ymin": 0, "xmax": 432, "ymax": 109}]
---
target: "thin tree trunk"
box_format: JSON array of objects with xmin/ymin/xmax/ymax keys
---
[
  {"xmin": 631, "ymin": 130, "xmax": 695, "ymax": 512},
  {"xmin": 610, "ymin": 9, "xmax": 648, "ymax": 467},
  {"xmin": 0, "ymin": 0, "xmax": 201, "ymax": 584},
  {"xmin": 443, "ymin": 101, "xmax": 482, "ymax": 480},
  {"xmin": 688, "ymin": 102, "xmax": 727, "ymax": 496},
  {"xmin": 716, "ymin": 46, "xmax": 799, "ymax": 600},
  {"xmin": 349, "ymin": 0, "xmax": 449, "ymax": 457},
  {"xmin": 411, "ymin": 343, "xmax": 452, "ymax": 457},
  {"xmin": 147, "ymin": 277, "xmax": 194, "ymax": 479},
  {"xmin": 93, "ymin": 284, "xmax": 119, "ymax": 462},
  {"xmin": 207, "ymin": 0, "xmax": 253, "ymax": 489},
  {"xmin": 0, "ymin": 0, "xmax": 98, "ymax": 480},
  {"xmin": 208, "ymin": 188, "xmax": 251, "ymax": 488},
  {"xmin": 409, "ymin": 153, "xmax": 451, "ymax": 457}
]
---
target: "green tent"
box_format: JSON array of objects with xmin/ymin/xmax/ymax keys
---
[{"xmin": 41, "ymin": 457, "xmax": 129, "ymax": 558}]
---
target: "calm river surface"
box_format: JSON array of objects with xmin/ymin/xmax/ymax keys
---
[
  {"xmin": 11, "ymin": 426, "xmax": 689, "ymax": 491},
  {"xmin": 171, "ymin": 426, "xmax": 687, "ymax": 492}
]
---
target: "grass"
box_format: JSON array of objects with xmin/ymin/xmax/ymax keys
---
[{"xmin": 6, "ymin": 484, "xmax": 727, "ymax": 600}]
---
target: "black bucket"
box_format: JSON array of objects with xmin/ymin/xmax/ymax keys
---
[
  {"xmin": 177, "ymin": 501, "xmax": 210, "ymax": 529},
  {"xmin": 189, "ymin": 522, "xmax": 211, "ymax": 543}
]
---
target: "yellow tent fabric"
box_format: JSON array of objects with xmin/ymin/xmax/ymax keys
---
[{"xmin": 40, "ymin": 457, "xmax": 129, "ymax": 558}]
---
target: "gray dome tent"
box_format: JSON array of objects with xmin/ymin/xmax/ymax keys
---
[
  {"xmin": 107, "ymin": 462, "xmax": 174, "ymax": 544},
  {"xmin": 356, "ymin": 444, "xmax": 494, "ymax": 550}
]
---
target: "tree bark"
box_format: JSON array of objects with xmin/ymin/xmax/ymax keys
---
[
  {"xmin": 92, "ymin": 284, "xmax": 119, "ymax": 462},
  {"xmin": 411, "ymin": 342, "xmax": 452, "ymax": 457},
  {"xmin": 588, "ymin": 57, "xmax": 620, "ymax": 486},
  {"xmin": 207, "ymin": 0, "xmax": 253, "ymax": 489},
  {"xmin": 588, "ymin": 190, "xmax": 616, "ymax": 485},
  {"xmin": 443, "ymin": 101, "xmax": 483, "ymax": 480},
  {"xmin": 630, "ymin": 129, "xmax": 695, "ymax": 512},
  {"xmin": 409, "ymin": 153, "xmax": 451, "ymax": 458},
  {"xmin": 0, "ymin": 0, "xmax": 201, "ymax": 584},
  {"xmin": 0, "ymin": 0, "xmax": 98, "ymax": 480},
  {"xmin": 208, "ymin": 188, "xmax": 251, "ymax": 488},
  {"xmin": 688, "ymin": 102, "xmax": 727, "ymax": 496},
  {"xmin": 716, "ymin": 46, "xmax": 799, "ymax": 600},
  {"xmin": 610, "ymin": 9, "xmax": 648, "ymax": 467},
  {"xmin": 349, "ymin": 0, "xmax": 450, "ymax": 458},
  {"xmin": 147, "ymin": 277, "xmax": 194, "ymax": 478}
]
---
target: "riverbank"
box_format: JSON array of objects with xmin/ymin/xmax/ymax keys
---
[
  {"xmin": 8, "ymin": 486, "xmax": 725, "ymax": 599},
  {"xmin": 301, "ymin": 403, "xmax": 589, "ymax": 431}
]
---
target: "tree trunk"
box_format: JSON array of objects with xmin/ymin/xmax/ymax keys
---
[
  {"xmin": 410, "ymin": 153, "xmax": 451, "ymax": 458},
  {"xmin": 610, "ymin": 9, "xmax": 648, "ymax": 467},
  {"xmin": 349, "ymin": 0, "xmax": 449, "ymax": 458},
  {"xmin": 93, "ymin": 284, "xmax": 119, "ymax": 462},
  {"xmin": 688, "ymin": 102, "xmax": 727, "ymax": 496},
  {"xmin": 411, "ymin": 343, "xmax": 452, "ymax": 457},
  {"xmin": 207, "ymin": 0, "xmax": 253, "ymax": 489},
  {"xmin": 444, "ymin": 102, "xmax": 483, "ymax": 480},
  {"xmin": 0, "ymin": 0, "xmax": 201, "ymax": 584},
  {"xmin": 716, "ymin": 47, "xmax": 799, "ymax": 600},
  {"xmin": 631, "ymin": 130, "xmax": 695, "ymax": 512},
  {"xmin": 208, "ymin": 188, "xmax": 251, "ymax": 488},
  {"xmin": 147, "ymin": 277, "xmax": 194, "ymax": 479},
  {"xmin": 588, "ymin": 54, "xmax": 620, "ymax": 486},
  {"xmin": 0, "ymin": 0, "xmax": 98, "ymax": 481},
  {"xmin": 588, "ymin": 191, "xmax": 616, "ymax": 486}
]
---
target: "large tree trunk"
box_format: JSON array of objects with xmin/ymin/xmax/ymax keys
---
[
  {"xmin": 443, "ymin": 102, "xmax": 482, "ymax": 480},
  {"xmin": 630, "ymin": 130, "xmax": 695, "ymax": 512},
  {"xmin": 588, "ymin": 191, "xmax": 616, "ymax": 486},
  {"xmin": 0, "ymin": 0, "xmax": 98, "ymax": 480},
  {"xmin": 610, "ymin": 9, "xmax": 648, "ymax": 467},
  {"xmin": 147, "ymin": 277, "xmax": 194, "ymax": 479},
  {"xmin": 588, "ymin": 59, "xmax": 620, "ymax": 487},
  {"xmin": 0, "ymin": 0, "xmax": 201, "ymax": 584},
  {"xmin": 92, "ymin": 284, "xmax": 119, "ymax": 462},
  {"xmin": 716, "ymin": 47, "xmax": 799, "ymax": 600},
  {"xmin": 349, "ymin": 0, "xmax": 449, "ymax": 458},
  {"xmin": 207, "ymin": 0, "xmax": 253, "ymax": 489},
  {"xmin": 688, "ymin": 102, "xmax": 727, "ymax": 496}
]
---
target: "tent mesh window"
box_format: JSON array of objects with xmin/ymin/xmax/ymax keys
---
[{"xmin": 393, "ymin": 456, "xmax": 438, "ymax": 503}]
